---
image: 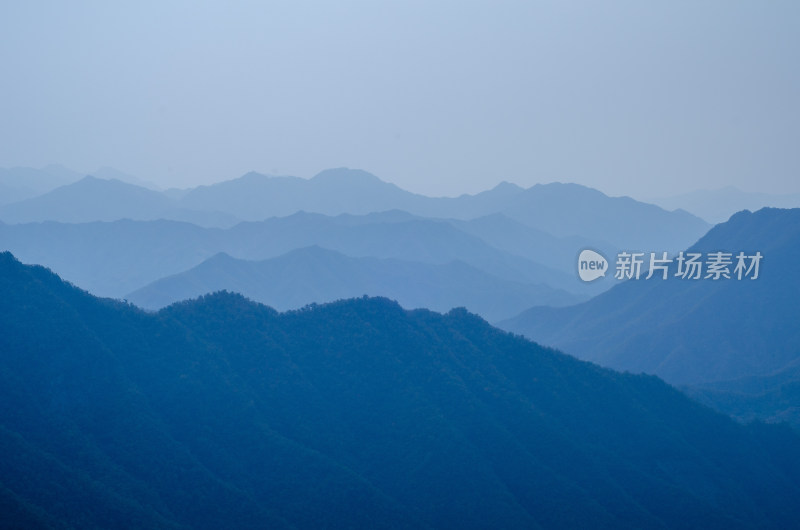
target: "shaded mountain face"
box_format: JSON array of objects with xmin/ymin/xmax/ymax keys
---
[
  {"xmin": 125, "ymin": 246, "xmax": 583, "ymax": 321},
  {"xmin": 500, "ymin": 208, "xmax": 800, "ymax": 388},
  {"xmin": 2, "ymin": 251, "xmax": 800, "ymax": 529}
]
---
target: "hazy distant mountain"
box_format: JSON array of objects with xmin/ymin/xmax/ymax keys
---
[
  {"xmin": 3, "ymin": 165, "xmax": 710, "ymax": 254},
  {"xmin": 3, "ymin": 251, "xmax": 800, "ymax": 529},
  {"xmin": 651, "ymin": 185, "xmax": 800, "ymax": 224},
  {"xmin": 127, "ymin": 246, "xmax": 583, "ymax": 320},
  {"xmin": 0, "ymin": 212, "xmax": 577, "ymax": 299},
  {"xmin": 0, "ymin": 218, "xmax": 221, "ymax": 296},
  {"xmin": 91, "ymin": 166, "xmax": 162, "ymax": 190},
  {"xmin": 500, "ymin": 208, "xmax": 800, "ymax": 388},
  {"xmin": 0, "ymin": 164, "xmax": 84, "ymax": 204},
  {"xmin": 228, "ymin": 212, "xmax": 579, "ymax": 293},
  {"xmin": 173, "ymin": 167, "xmax": 709, "ymax": 250},
  {"xmin": 466, "ymin": 182, "xmax": 708, "ymax": 252},
  {"xmin": 448, "ymin": 213, "xmax": 618, "ymax": 282},
  {"xmin": 0, "ymin": 176, "xmax": 238, "ymax": 227},
  {"xmin": 177, "ymin": 169, "xmax": 709, "ymax": 251},
  {"xmin": 178, "ymin": 167, "xmax": 427, "ymax": 219},
  {"xmin": 0, "ymin": 182, "xmax": 28, "ymax": 205}
]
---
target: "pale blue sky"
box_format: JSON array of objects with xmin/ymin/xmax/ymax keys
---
[{"xmin": 1, "ymin": 1, "xmax": 798, "ymax": 198}]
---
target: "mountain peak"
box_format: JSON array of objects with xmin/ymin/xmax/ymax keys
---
[
  {"xmin": 311, "ymin": 167, "xmax": 384, "ymax": 185},
  {"xmin": 240, "ymin": 170, "xmax": 271, "ymax": 180},
  {"xmin": 493, "ymin": 181, "xmax": 524, "ymax": 191}
]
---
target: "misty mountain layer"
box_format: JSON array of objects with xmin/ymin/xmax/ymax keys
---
[
  {"xmin": 126, "ymin": 246, "xmax": 583, "ymax": 321},
  {"xmin": 0, "ymin": 212, "xmax": 583, "ymax": 300},
  {"xmin": 0, "ymin": 168, "xmax": 709, "ymax": 252}
]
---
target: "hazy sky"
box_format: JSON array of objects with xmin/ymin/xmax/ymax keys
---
[{"xmin": 1, "ymin": 1, "xmax": 798, "ymax": 198}]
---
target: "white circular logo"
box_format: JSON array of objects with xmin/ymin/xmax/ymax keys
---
[{"xmin": 577, "ymin": 249, "xmax": 608, "ymax": 282}]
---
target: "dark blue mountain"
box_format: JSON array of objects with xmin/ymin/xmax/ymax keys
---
[{"xmin": 2, "ymin": 251, "xmax": 800, "ymax": 528}]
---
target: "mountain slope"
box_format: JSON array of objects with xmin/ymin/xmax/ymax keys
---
[
  {"xmin": 3, "ymin": 251, "xmax": 800, "ymax": 528},
  {"xmin": 126, "ymin": 246, "xmax": 582, "ymax": 320},
  {"xmin": 500, "ymin": 208, "xmax": 800, "ymax": 388}
]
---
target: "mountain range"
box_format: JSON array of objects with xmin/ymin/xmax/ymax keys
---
[
  {"xmin": 1, "ymin": 167, "xmax": 710, "ymax": 253},
  {"xmin": 126, "ymin": 246, "xmax": 582, "ymax": 321},
  {"xmin": 0, "ymin": 212, "xmax": 581, "ymax": 305},
  {"xmin": 2, "ymin": 251, "xmax": 800, "ymax": 529}
]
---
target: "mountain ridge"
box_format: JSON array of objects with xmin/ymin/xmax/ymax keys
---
[
  {"xmin": 2, "ymin": 251, "xmax": 800, "ymax": 528},
  {"xmin": 1, "ymin": 165, "xmax": 710, "ymax": 252},
  {"xmin": 125, "ymin": 245, "xmax": 583, "ymax": 320}
]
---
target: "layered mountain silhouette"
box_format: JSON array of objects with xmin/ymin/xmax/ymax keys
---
[
  {"xmin": 177, "ymin": 168, "xmax": 425, "ymax": 218},
  {"xmin": 415, "ymin": 181, "xmax": 710, "ymax": 251},
  {"xmin": 0, "ymin": 166, "xmax": 709, "ymax": 253},
  {"xmin": 448, "ymin": 213, "xmax": 618, "ymax": 276},
  {"xmin": 176, "ymin": 169, "xmax": 709, "ymax": 250},
  {"xmin": 2, "ymin": 251, "xmax": 800, "ymax": 529},
  {"xmin": 0, "ymin": 212, "xmax": 578, "ymax": 300},
  {"xmin": 500, "ymin": 208, "xmax": 800, "ymax": 423},
  {"xmin": 126, "ymin": 246, "xmax": 582, "ymax": 321}
]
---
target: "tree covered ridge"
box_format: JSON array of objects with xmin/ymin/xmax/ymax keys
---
[{"xmin": 1, "ymin": 251, "xmax": 799, "ymax": 529}]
